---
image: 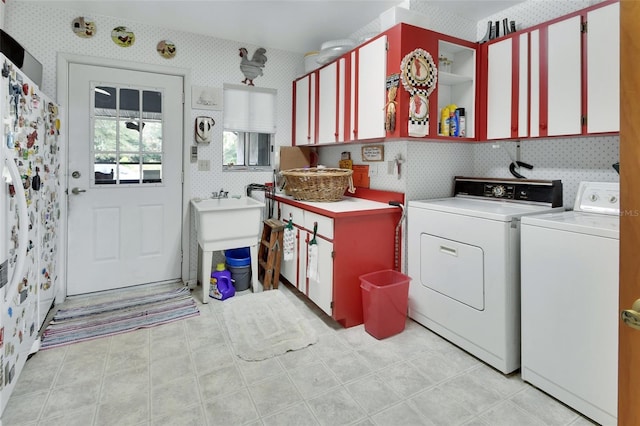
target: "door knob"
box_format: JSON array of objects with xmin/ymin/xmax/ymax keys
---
[
  {"xmin": 621, "ymin": 299, "xmax": 640, "ymax": 331},
  {"xmin": 71, "ymin": 187, "xmax": 87, "ymax": 195}
]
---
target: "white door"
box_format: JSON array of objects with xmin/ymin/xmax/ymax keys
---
[{"xmin": 66, "ymin": 64, "xmax": 184, "ymax": 295}]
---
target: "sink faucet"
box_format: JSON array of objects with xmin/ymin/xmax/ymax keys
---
[{"xmin": 212, "ymin": 189, "xmax": 228, "ymax": 199}]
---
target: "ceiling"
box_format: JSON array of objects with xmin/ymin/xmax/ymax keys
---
[{"xmin": 25, "ymin": 0, "xmax": 526, "ymax": 53}]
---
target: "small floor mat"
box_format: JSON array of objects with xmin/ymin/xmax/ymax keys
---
[{"xmin": 222, "ymin": 290, "xmax": 318, "ymax": 361}]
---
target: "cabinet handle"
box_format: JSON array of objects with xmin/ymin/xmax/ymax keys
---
[{"xmin": 439, "ymin": 246, "xmax": 457, "ymax": 256}]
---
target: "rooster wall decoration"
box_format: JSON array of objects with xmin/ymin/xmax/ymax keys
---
[{"xmin": 239, "ymin": 47, "xmax": 267, "ymax": 86}]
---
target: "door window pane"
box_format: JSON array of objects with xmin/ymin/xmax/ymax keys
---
[
  {"xmin": 94, "ymin": 118, "xmax": 117, "ymax": 151},
  {"xmin": 142, "ymin": 154, "xmax": 162, "ymax": 183},
  {"xmin": 119, "ymin": 120, "xmax": 141, "ymax": 151},
  {"xmin": 142, "ymin": 121, "xmax": 162, "ymax": 152},
  {"xmin": 120, "ymin": 88, "xmax": 140, "ymax": 117}
]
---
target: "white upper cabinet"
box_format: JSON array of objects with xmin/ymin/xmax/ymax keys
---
[
  {"xmin": 317, "ymin": 59, "xmax": 347, "ymax": 144},
  {"xmin": 586, "ymin": 1, "xmax": 620, "ymax": 133},
  {"xmin": 486, "ymin": 37, "xmax": 513, "ymax": 140},
  {"xmin": 353, "ymin": 35, "xmax": 387, "ymax": 141},
  {"xmin": 546, "ymin": 15, "xmax": 582, "ymax": 136},
  {"xmin": 485, "ymin": 32, "xmax": 528, "ymax": 140},
  {"xmin": 490, "ymin": 0, "xmax": 619, "ymax": 140},
  {"xmin": 294, "ymin": 73, "xmax": 316, "ymax": 145}
]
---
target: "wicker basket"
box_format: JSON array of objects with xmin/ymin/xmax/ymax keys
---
[{"xmin": 281, "ymin": 168, "xmax": 355, "ymax": 202}]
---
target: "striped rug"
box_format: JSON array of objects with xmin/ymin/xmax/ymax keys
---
[{"xmin": 40, "ymin": 287, "xmax": 199, "ymax": 350}]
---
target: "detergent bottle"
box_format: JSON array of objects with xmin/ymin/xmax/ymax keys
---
[
  {"xmin": 210, "ymin": 263, "xmax": 234, "ymax": 300},
  {"xmin": 440, "ymin": 106, "xmax": 450, "ymax": 136}
]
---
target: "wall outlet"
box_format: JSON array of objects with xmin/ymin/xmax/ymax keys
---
[
  {"xmin": 190, "ymin": 146, "xmax": 198, "ymax": 163},
  {"xmin": 198, "ymin": 159, "xmax": 210, "ymax": 171}
]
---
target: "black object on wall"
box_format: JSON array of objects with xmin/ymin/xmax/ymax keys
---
[{"xmin": 1, "ymin": 29, "xmax": 43, "ymax": 87}]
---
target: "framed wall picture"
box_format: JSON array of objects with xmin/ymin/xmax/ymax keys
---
[
  {"xmin": 192, "ymin": 86, "xmax": 222, "ymax": 110},
  {"xmin": 361, "ymin": 145, "xmax": 384, "ymax": 162}
]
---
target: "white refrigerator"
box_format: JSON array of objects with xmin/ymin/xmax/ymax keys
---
[{"xmin": 0, "ymin": 54, "xmax": 62, "ymax": 415}]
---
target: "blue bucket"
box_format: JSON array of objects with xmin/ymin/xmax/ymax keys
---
[{"xmin": 225, "ymin": 247, "xmax": 251, "ymax": 267}]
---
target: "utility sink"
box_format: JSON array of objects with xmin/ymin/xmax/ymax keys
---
[
  {"xmin": 192, "ymin": 197, "xmax": 264, "ymax": 247},
  {"xmin": 191, "ymin": 197, "xmax": 265, "ymax": 303}
]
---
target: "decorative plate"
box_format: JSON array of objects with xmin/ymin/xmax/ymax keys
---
[
  {"xmin": 156, "ymin": 40, "xmax": 176, "ymax": 59},
  {"xmin": 111, "ymin": 26, "xmax": 135, "ymax": 47},
  {"xmin": 400, "ymin": 48, "xmax": 437, "ymax": 96},
  {"xmin": 71, "ymin": 17, "xmax": 96, "ymax": 38}
]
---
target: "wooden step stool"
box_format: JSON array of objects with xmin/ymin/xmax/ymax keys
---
[{"xmin": 258, "ymin": 219, "xmax": 285, "ymax": 290}]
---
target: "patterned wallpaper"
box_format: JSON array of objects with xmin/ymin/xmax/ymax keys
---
[
  {"xmin": 5, "ymin": 1, "xmax": 304, "ymax": 281},
  {"xmin": 474, "ymin": 136, "xmax": 619, "ymax": 207},
  {"xmin": 5, "ymin": 0, "xmax": 620, "ymax": 282}
]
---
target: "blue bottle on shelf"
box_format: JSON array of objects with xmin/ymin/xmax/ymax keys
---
[{"xmin": 210, "ymin": 263, "xmax": 234, "ymax": 300}]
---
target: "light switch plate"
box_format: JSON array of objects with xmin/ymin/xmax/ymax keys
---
[{"xmin": 198, "ymin": 159, "xmax": 210, "ymax": 171}]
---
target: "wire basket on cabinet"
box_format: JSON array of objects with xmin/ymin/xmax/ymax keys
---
[{"xmin": 281, "ymin": 168, "xmax": 355, "ymax": 202}]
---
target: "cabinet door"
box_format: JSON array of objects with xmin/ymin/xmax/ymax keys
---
[
  {"xmin": 318, "ymin": 61, "xmax": 339, "ymax": 144},
  {"xmin": 486, "ymin": 38, "xmax": 513, "ymax": 140},
  {"xmin": 353, "ymin": 35, "xmax": 387, "ymax": 141},
  {"xmin": 305, "ymin": 234, "xmax": 333, "ymax": 316},
  {"xmin": 516, "ymin": 33, "xmax": 529, "ymax": 138},
  {"xmin": 546, "ymin": 15, "xmax": 582, "ymax": 136},
  {"xmin": 530, "ymin": 29, "xmax": 541, "ymax": 138},
  {"xmin": 279, "ymin": 203, "xmax": 304, "ymax": 291},
  {"xmin": 586, "ymin": 1, "xmax": 619, "ymax": 133},
  {"xmin": 294, "ymin": 73, "xmax": 316, "ymax": 145},
  {"xmin": 486, "ymin": 33, "xmax": 529, "ymax": 140}
]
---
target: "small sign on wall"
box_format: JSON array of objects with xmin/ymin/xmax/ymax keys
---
[
  {"xmin": 361, "ymin": 145, "xmax": 384, "ymax": 162},
  {"xmin": 192, "ymin": 86, "xmax": 222, "ymax": 111}
]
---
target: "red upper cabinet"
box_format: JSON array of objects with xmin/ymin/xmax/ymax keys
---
[
  {"xmin": 292, "ymin": 23, "xmax": 478, "ymax": 145},
  {"xmin": 383, "ymin": 24, "xmax": 478, "ymax": 140},
  {"xmin": 480, "ymin": 0, "xmax": 619, "ymax": 140}
]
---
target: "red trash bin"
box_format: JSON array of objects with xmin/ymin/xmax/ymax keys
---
[{"xmin": 359, "ymin": 269, "xmax": 412, "ymax": 339}]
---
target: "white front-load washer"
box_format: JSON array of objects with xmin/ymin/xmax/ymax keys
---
[
  {"xmin": 408, "ymin": 177, "xmax": 564, "ymax": 374},
  {"xmin": 521, "ymin": 182, "xmax": 619, "ymax": 426}
]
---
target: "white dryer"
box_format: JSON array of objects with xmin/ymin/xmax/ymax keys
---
[
  {"xmin": 408, "ymin": 177, "xmax": 563, "ymax": 374},
  {"xmin": 520, "ymin": 182, "xmax": 619, "ymax": 426}
]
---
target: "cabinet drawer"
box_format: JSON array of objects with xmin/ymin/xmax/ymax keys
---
[
  {"xmin": 304, "ymin": 210, "xmax": 334, "ymax": 240},
  {"xmin": 280, "ymin": 202, "xmax": 304, "ymax": 226}
]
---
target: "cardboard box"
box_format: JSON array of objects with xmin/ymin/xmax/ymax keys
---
[{"xmin": 279, "ymin": 146, "xmax": 315, "ymax": 171}]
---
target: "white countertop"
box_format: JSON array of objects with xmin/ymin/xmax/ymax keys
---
[{"xmin": 274, "ymin": 194, "xmax": 396, "ymax": 214}]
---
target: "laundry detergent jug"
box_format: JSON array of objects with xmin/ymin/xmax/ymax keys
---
[{"xmin": 210, "ymin": 263, "xmax": 234, "ymax": 300}]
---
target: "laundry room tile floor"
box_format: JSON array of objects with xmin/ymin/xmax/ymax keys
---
[{"xmin": 2, "ymin": 282, "xmax": 598, "ymax": 426}]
